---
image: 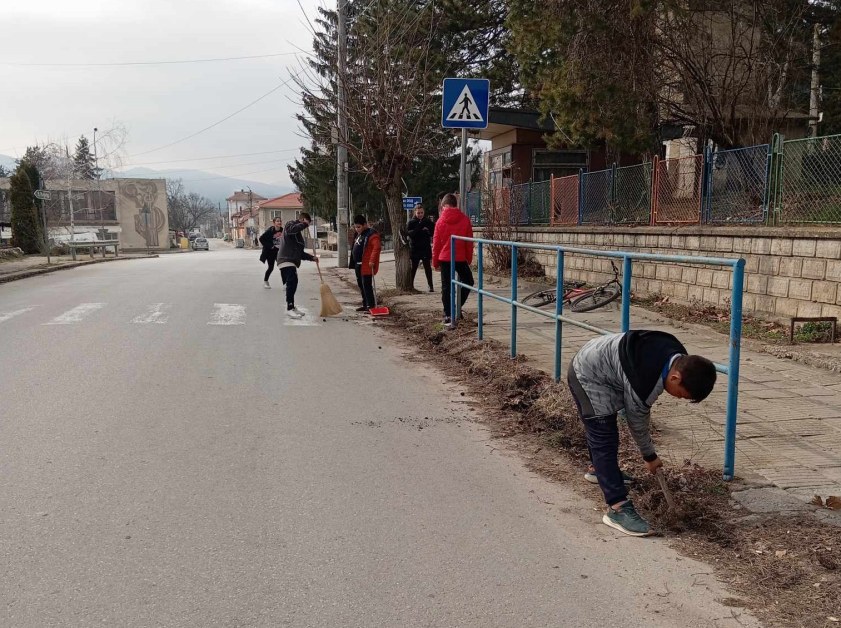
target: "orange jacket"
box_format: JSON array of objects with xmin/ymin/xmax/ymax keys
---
[{"xmin": 359, "ymin": 230, "xmax": 381, "ymax": 276}]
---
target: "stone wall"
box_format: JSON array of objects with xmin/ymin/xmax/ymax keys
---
[{"xmin": 477, "ymin": 225, "xmax": 841, "ymax": 321}]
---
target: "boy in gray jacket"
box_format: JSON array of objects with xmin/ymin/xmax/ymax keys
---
[{"xmin": 567, "ymin": 330, "xmax": 716, "ymax": 536}]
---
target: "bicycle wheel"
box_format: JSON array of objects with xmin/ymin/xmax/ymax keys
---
[
  {"xmin": 521, "ymin": 289, "xmax": 557, "ymax": 308},
  {"xmin": 569, "ymin": 284, "xmax": 621, "ymax": 313}
]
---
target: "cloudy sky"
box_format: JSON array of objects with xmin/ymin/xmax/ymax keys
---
[{"xmin": 0, "ymin": 0, "xmax": 322, "ymax": 188}]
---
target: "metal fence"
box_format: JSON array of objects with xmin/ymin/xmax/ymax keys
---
[
  {"xmin": 614, "ymin": 162, "xmax": 652, "ymax": 224},
  {"xmin": 653, "ymin": 154, "xmax": 704, "ymax": 224},
  {"xmin": 774, "ymin": 133, "xmax": 841, "ymax": 224},
  {"xmin": 469, "ymin": 131, "xmax": 841, "ymax": 228},
  {"xmin": 550, "ymin": 174, "xmax": 579, "ymax": 225},
  {"xmin": 466, "ymin": 190, "xmax": 483, "ymax": 226},
  {"xmin": 580, "ymin": 168, "xmax": 613, "ymax": 224},
  {"xmin": 451, "ymin": 234, "xmax": 747, "ymax": 481},
  {"xmin": 705, "ymin": 144, "xmax": 770, "ymax": 224}
]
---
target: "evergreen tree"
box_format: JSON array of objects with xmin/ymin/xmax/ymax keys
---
[
  {"xmin": 9, "ymin": 160, "xmax": 42, "ymax": 254},
  {"xmin": 0, "ymin": 165, "xmax": 9, "ymax": 177},
  {"xmin": 73, "ymin": 135, "xmax": 99, "ymax": 179}
]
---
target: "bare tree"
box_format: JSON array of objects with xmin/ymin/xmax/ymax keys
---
[
  {"xmin": 656, "ymin": 1, "xmax": 810, "ymax": 148},
  {"xmin": 166, "ymin": 178, "xmax": 215, "ymax": 233},
  {"xmin": 297, "ymin": 1, "xmax": 457, "ymax": 290}
]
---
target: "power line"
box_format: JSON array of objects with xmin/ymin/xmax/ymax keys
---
[
  {"xmin": 121, "ymin": 157, "xmax": 292, "ymax": 175},
  {"xmin": 0, "ymin": 52, "xmax": 300, "ymax": 67},
  {"xmin": 129, "ymin": 72, "xmax": 300, "ymax": 157}
]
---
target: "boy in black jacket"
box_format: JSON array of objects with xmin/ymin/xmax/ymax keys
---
[
  {"xmin": 277, "ymin": 213, "xmax": 318, "ymax": 318},
  {"xmin": 259, "ymin": 217, "xmax": 283, "ymax": 288},
  {"xmin": 407, "ymin": 203, "xmax": 435, "ymax": 292}
]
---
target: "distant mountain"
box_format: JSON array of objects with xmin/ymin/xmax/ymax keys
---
[
  {"xmin": 115, "ymin": 167, "xmax": 291, "ymax": 208},
  {"xmin": 0, "ymin": 155, "xmax": 292, "ymax": 207}
]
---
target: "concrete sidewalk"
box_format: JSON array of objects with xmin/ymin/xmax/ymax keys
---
[
  {"xmin": 0, "ymin": 252, "xmax": 160, "ymax": 283},
  {"xmin": 356, "ymin": 259, "xmax": 841, "ymax": 503}
]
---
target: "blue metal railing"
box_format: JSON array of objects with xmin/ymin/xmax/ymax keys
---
[{"xmin": 450, "ymin": 235, "xmax": 746, "ymax": 481}]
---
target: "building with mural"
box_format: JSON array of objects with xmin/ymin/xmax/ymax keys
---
[{"xmin": 0, "ymin": 177, "xmax": 169, "ymax": 251}]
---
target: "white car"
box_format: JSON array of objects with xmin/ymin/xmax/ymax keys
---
[{"xmin": 192, "ymin": 237, "xmax": 209, "ymax": 251}]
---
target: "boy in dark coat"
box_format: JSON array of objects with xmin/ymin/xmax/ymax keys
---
[
  {"xmin": 407, "ymin": 203, "xmax": 434, "ymax": 292},
  {"xmin": 567, "ymin": 330, "xmax": 716, "ymax": 537},
  {"xmin": 277, "ymin": 212, "xmax": 318, "ymax": 318}
]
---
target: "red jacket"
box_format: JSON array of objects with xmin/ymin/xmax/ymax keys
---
[{"xmin": 432, "ymin": 205, "xmax": 473, "ymax": 268}]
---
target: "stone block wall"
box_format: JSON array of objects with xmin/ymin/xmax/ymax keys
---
[{"xmin": 475, "ymin": 225, "xmax": 841, "ymax": 321}]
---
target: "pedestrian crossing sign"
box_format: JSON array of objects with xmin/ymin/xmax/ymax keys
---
[{"xmin": 442, "ymin": 78, "xmax": 490, "ymax": 129}]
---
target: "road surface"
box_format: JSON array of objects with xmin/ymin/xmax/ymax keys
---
[{"xmin": 0, "ymin": 243, "xmax": 755, "ymax": 627}]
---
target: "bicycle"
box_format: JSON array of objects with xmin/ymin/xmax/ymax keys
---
[
  {"xmin": 521, "ymin": 260, "xmax": 622, "ymax": 313},
  {"xmin": 521, "ymin": 279, "xmax": 589, "ymax": 309}
]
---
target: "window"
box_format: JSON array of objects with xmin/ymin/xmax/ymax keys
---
[
  {"xmin": 271, "ymin": 210, "xmax": 283, "ymax": 219},
  {"xmin": 532, "ymin": 149, "xmax": 588, "ymax": 181}
]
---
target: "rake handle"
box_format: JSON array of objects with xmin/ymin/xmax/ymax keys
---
[{"xmin": 656, "ymin": 468, "xmax": 676, "ymax": 510}]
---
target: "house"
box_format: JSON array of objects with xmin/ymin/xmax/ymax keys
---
[
  {"xmin": 226, "ymin": 189, "xmax": 266, "ymax": 244},
  {"xmin": 258, "ymin": 192, "xmax": 304, "ymax": 228}
]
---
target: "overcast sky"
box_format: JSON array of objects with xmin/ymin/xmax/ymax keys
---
[{"xmin": 0, "ymin": 0, "xmax": 322, "ymax": 188}]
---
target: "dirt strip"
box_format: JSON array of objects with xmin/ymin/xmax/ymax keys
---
[{"xmin": 346, "ymin": 275, "xmax": 841, "ymax": 628}]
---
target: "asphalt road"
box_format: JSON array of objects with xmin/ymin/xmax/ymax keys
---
[{"xmin": 0, "ymin": 242, "xmax": 756, "ymax": 627}]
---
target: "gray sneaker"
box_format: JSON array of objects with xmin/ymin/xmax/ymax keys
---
[
  {"xmin": 603, "ymin": 500, "xmax": 652, "ymax": 537},
  {"xmin": 584, "ymin": 470, "xmax": 634, "ymax": 485}
]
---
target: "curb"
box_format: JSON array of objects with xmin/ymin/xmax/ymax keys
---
[{"xmin": 0, "ymin": 255, "xmax": 159, "ymax": 285}]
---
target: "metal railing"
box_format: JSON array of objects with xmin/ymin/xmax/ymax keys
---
[
  {"xmin": 450, "ymin": 234, "xmax": 747, "ymax": 481},
  {"xmin": 773, "ymin": 133, "xmax": 841, "ymax": 224},
  {"xmin": 705, "ymin": 144, "xmax": 770, "ymax": 224}
]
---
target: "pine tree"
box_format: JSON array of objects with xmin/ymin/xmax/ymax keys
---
[
  {"xmin": 9, "ymin": 160, "xmax": 42, "ymax": 254},
  {"xmin": 73, "ymin": 135, "xmax": 99, "ymax": 179}
]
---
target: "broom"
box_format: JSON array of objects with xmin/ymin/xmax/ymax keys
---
[{"xmin": 312, "ymin": 243, "xmax": 343, "ymax": 317}]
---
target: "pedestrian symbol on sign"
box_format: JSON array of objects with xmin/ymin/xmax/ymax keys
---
[{"xmin": 445, "ymin": 86, "xmax": 484, "ymax": 123}]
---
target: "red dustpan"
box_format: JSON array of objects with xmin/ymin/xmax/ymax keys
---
[{"xmin": 369, "ymin": 273, "xmax": 390, "ymax": 317}]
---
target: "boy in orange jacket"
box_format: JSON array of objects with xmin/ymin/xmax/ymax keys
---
[{"xmin": 350, "ymin": 214, "xmax": 381, "ymax": 312}]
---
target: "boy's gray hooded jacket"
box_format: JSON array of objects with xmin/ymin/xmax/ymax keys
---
[{"xmin": 569, "ymin": 331, "xmax": 686, "ymax": 460}]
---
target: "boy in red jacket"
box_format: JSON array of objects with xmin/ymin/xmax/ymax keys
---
[{"xmin": 432, "ymin": 193, "xmax": 475, "ymax": 325}]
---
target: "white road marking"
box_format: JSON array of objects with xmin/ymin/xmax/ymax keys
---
[
  {"xmin": 44, "ymin": 303, "xmax": 106, "ymax": 325},
  {"xmin": 284, "ymin": 306, "xmax": 321, "ymax": 327},
  {"xmin": 0, "ymin": 307, "xmax": 36, "ymax": 324},
  {"xmin": 132, "ymin": 303, "xmax": 171, "ymax": 324},
  {"xmin": 208, "ymin": 303, "xmax": 246, "ymax": 326}
]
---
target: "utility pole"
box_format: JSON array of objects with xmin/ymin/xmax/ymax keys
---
[
  {"xmin": 93, "ymin": 127, "xmax": 105, "ymax": 240},
  {"xmin": 810, "ymin": 22, "xmax": 822, "ymax": 138},
  {"xmin": 336, "ymin": 0, "xmax": 349, "ymax": 268}
]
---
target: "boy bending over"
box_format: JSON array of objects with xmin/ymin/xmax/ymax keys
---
[{"xmin": 567, "ymin": 330, "xmax": 716, "ymax": 536}]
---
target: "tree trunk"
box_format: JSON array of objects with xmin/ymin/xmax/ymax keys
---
[{"xmin": 384, "ymin": 186, "xmax": 413, "ymax": 291}]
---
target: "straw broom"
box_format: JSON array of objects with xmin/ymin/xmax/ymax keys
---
[{"xmin": 312, "ymin": 243, "xmax": 342, "ymax": 316}]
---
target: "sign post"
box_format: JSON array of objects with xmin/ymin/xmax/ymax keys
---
[
  {"xmin": 402, "ymin": 196, "xmax": 422, "ymax": 222},
  {"xmin": 442, "ymin": 78, "xmax": 489, "ymax": 210},
  {"xmin": 34, "ymin": 189, "xmax": 51, "ymax": 264}
]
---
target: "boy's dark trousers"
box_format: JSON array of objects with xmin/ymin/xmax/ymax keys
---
[
  {"xmin": 567, "ymin": 364, "xmax": 628, "ymax": 506},
  {"xmin": 280, "ymin": 266, "xmax": 298, "ymax": 307},
  {"xmin": 440, "ymin": 261, "xmax": 474, "ymax": 317},
  {"xmin": 355, "ymin": 266, "xmax": 375, "ymax": 308}
]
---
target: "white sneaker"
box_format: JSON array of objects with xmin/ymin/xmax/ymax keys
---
[
  {"xmin": 263, "ymin": 281, "xmax": 271, "ymax": 289},
  {"xmin": 286, "ymin": 308, "xmax": 304, "ymax": 319}
]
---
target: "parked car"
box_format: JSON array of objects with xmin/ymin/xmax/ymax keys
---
[{"xmin": 192, "ymin": 237, "xmax": 209, "ymax": 251}]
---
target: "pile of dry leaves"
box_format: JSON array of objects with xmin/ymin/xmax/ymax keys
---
[{"xmin": 377, "ymin": 295, "xmax": 840, "ymax": 627}]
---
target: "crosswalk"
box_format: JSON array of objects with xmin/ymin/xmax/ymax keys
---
[{"xmin": 0, "ymin": 302, "xmax": 326, "ymax": 328}]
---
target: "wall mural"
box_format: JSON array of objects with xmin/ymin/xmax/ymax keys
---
[{"xmin": 118, "ymin": 180, "xmax": 166, "ymax": 247}]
